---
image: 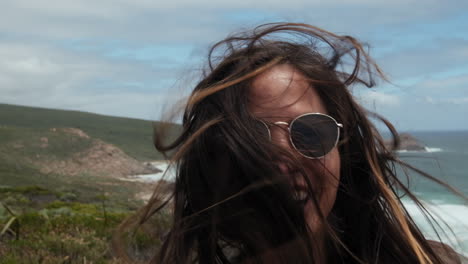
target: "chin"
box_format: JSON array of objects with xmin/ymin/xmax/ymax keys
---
[{"xmin": 303, "ymin": 192, "xmax": 337, "ymax": 233}]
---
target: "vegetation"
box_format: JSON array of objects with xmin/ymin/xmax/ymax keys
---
[
  {"xmin": 0, "ymin": 186, "xmax": 172, "ymax": 263},
  {"xmin": 0, "ymin": 104, "xmax": 176, "ymax": 263}
]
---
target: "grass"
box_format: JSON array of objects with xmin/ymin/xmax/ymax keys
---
[
  {"xmin": 0, "ymin": 185, "xmax": 172, "ymax": 263},
  {"xmin": 0, "ymin": 126, "xmax": 93, "ymax": 161}
]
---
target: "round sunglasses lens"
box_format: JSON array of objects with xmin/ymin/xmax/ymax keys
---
[{"xmin": 290, "ymin": 114, "xmax": 338, "ymax": 158}]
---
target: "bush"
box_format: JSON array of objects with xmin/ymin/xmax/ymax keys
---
[
  {"xmin": 59, "ymin": 192, "xmax": 77, "ymax": 202},
  {"xmin": 0, "ymin": 201, "xmax": 133, "ymax": 263}
]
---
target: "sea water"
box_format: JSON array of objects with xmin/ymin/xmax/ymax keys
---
[
  {"xmin": 396, "ymin": 131, "xmax": 468, "ymax": 256},
  {"xmin": 134, "ymin": 131, "xmax": 468, "ymax": 256}
]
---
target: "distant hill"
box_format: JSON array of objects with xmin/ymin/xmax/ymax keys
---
[
  {"xmin": 384, "ymin": 132, "xmax": 427, "ymax": 152},
  {"xmin": 0, "ymin": 103, "xmax": 180, "ymax": 161},
  {"xmin": 0, "ymin": 103, "xmax": 180, "ymax": 201}
]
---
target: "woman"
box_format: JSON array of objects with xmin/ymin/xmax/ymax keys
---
[{"xmin": 117, "ymin": 23, "xmax": 466, "ymax": 263}]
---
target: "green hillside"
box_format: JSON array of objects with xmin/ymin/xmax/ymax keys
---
[
  {"xmin": 0, "ymin": 103, "xmax": 180, "ymax": 200},
  {"xmin": 0, "ymin": 103, "xmax": 179, "ymax": 161},
  {"xmin": 0, "ymin": 102, "xmax": 181, "ymax": 199},
  {"xmin": 0, "ymin": 104, "xmax": 176, "ymax": 262}
]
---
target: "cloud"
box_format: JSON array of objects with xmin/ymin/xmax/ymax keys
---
[
  {"xmin": 356, "ymin": 90, "xmax": 400, "ymax": 108},
  {"xmin": 417, "ymin": 73, "xmax": 468, "ymax": 91},
  {"xmin": 355, "ymin": 91, "xmax": 468, "ymax": 131},
  {"xmin": 446, "ymin": 97, "xmax": 468, "ymax": 104},
  {"xmin": 0, "ymin": 39, "xmax": 188, "ymax": 118},
  {"xmin": 1, "ymin": 0, "xmax": 467, "ymax": 130},
  {"xmin": 2, "ymin": 0, "xmax": 467, "ymax": 44},
  {"xmin": 423, "ymin": 96, "xmax": 468, "ymax": 105},
  {"xmin": 376, "ymin": 38, "xmax": 468, "ymax": 80},
  {"xmin": 398, "ymin": 73, "xmax": 468, "ymax": 104},
  {"xmin": 353, "ymin": 72, "xmax": 468, "ymax": 130}
]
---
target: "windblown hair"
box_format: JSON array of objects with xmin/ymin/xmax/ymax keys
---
[{"xmin": 114, "ymin": 23, "xmax": 466, "ymax": 263}]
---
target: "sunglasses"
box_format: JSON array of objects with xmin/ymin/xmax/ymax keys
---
[{"xmin": 255, "ymin": 113, "xmax": 343, "ymax": 159}]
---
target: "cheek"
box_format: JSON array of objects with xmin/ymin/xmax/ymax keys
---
[
  {"xmin": 302, "ymin": 148, "xmax": 341, "ymax": 230},
  {"xmin": 320, "ymin": 148, "xmax": 341, "ymax": 215},
  {"xmin": 304, "ymin": 147, "xmax": 341, "ymax": 214},
  {"xmin": 304, "ymin": 148, "xmax": 341, "ymax": 190},
  {"xmin": 323, "ymin": 148, "xmax": 341, "ymax": 188}
]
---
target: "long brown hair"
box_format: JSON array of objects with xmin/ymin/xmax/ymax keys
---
[{"xmin": 115, "ymin": 23, "xmax": 466, "ymax": 263}]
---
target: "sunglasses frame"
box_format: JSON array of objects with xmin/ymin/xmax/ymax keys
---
[{"xmin": 257, "ymin": 112, "xmax": 343, "ymax": 159}]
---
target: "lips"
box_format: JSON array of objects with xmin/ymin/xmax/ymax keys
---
[{"xmin": 281, "ymin": 168, "xmax": 314, "ymax": 206}]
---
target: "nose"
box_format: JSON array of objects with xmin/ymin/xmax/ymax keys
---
[
  {"xmin": 270, "ymin": 123, "xmax": 302, "ymax": 176},
  {"xmin": 269, "ymin": 124, "xmax": 293, "ymax": 151},
  {"xmin": 272, "ymin": 131, "xmax": 300, "ymax": 179}
]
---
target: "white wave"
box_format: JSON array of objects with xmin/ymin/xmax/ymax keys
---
[
  {"xmin": 396, "ymin": 147, "xmax": 443, "ymax": 153},
  {"xmin": 425, "ymin": 147, "xmax": 443, "ymax": 153},
  {"xmin": 124, "ymin": 161, "xmax": 176, "ymax": 183},
  {"xmin": 403, "ymin": 200, "xmax": 468, "ymax": 256}
]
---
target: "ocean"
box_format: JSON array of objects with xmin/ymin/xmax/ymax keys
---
[
  {"xmin": 396, "ymin": 131, "xmax": 468, "ymax": 256},
  {"xmin": 133, "ymin": 130, "xmax": 468, "ymax": 256}
]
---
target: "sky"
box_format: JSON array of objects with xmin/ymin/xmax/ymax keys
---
[{"xmin": 1, "ymin": 0, "xmax": 468, "ymax": 131}]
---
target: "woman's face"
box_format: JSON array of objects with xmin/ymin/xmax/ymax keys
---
[{"xmin": 248, "ymin": 64, "xmax": 341, "ymax": 231}]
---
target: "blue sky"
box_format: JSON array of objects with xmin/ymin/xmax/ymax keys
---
[{"xmin": 1, "ymin": 0, "xmax": 467, "ymax": 131}]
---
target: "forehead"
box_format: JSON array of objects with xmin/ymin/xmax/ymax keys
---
[{"xmin": 248, "ymin": 64, "xmax": 327, "ymax": 119}]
